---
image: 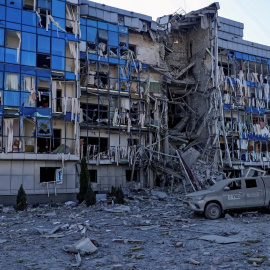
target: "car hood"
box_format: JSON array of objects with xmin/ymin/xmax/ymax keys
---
[{"xmin": 185, "ymin": 189, "xmax": 216, "ymax": 198}]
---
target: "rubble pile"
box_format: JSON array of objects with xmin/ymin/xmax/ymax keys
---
[{"xmin": 0, "ymin": 191, "xmax": 270, "ymax": 269}]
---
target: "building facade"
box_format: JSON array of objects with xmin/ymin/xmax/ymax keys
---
[{"xmin": 0, "ymin": 0, "xmax": 269, "ymax": 201}]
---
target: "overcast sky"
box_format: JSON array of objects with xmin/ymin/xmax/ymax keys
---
[{"xmin": 91, "ymin": 0, "xmax": 270, "ymax": 46}]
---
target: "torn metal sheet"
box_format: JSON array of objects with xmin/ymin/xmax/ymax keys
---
[{"xmin": 198, "ymin": 235, "xmax": 241, "ymax": 244}]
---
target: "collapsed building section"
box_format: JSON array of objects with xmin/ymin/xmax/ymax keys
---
[{"xmin": 0, "ymin": 0, "xmax": 270, "ymax": 200}]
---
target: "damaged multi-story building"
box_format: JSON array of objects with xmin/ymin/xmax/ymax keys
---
[{"xmin": 0, "ymin": 0, "xmax": 270, "ymax": 202}]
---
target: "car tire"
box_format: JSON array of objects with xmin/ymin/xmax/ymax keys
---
[{"xmin": 205, "ymin": 203, "xmax": 221, "ymax": 220}]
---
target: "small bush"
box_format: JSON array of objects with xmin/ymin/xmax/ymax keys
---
[
  {"xmin": 85, "ymin": 183, "xmax": 96, "ymax": 207},
  {"xmin": 16, "ymin": 184, "xmax": 27, "ymax": 211},
  {"xmin": 110, "ymin": 186, "xmax": 116, "ymax": 197},
  {"xmin": 115, "ymin": 186, "xmax": 125, "ymax": 204}
]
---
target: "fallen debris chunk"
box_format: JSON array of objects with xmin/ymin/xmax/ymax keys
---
[
  {"xmin": 188, "ymin": 258, "xmax": 201, "ymax": 265},
  {"xmin": 112, "ymin": 264, "xmax": 123, "ymax": 270},
  {"xmin": 247, "ymin": 257, "xmax": 265, "ymax": 264},
  {"xmin": 65, "ymin": 201, "xmax": 77, "ymax": 206},
  {"xmin": 138, "ymin": 225, "xmax": 160, "ymax": 231},
  {"xmin": 71, "ymin": 253, "xmax": 81, "ymax": 267},
  {"xmin": 112, "ymin": 239, "xmax": 144, "ymax": 244},
  {"xmin": 199, "ymin": 235, "xmax": 240, "ymax": 244},
  {"xmin": 225, "ymin": 213, "xmax": 234, "ymax": 221},
  {"xmin": 174, "ymin": 242, "xmax": 184, "ymax": 248},
  {"xmin": 151, "ymin": 190, "xmax": 167, "ymax": 199},
  {"xmin": 0, "ymin": 239, "xmax": 7, "ymax": 244},
  {"xmin": 38, "ymin": 211, "xmax": 57, "ymax": 217},
  {"xmin": 129, "ymin": 246, "xmax": 144, "ymax": 252},
  {"xmin": 104, "ymin": 205, "xmax": 131, "ymax": 213},
  {"xmin": 42, "ymin": 233, "xmax": 65, "ymax": 238},
  {"xmin": 63, "ymin": 237, "xmax": 98, "ymax": 255}
]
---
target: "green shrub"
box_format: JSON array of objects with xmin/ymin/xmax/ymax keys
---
[
  {"xmin": 115, "ymin": 186, "xmax": 125, "ymax": 204},
  {"xmin": 77, "ymin": 157, "xmax": 90, "ymax": 203},
  {"xmin": 16, "ymin": 184, "xmax": 27, "ymax": 211}
]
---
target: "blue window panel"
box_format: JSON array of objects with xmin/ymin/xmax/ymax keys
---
[
  {"xmin": 22, "ymin": 25, "xmax": 36, "ymax": 33},
  {"xmin": 66, "ymin": 33, "xmax": 78, "ymax": 42},
  {"xmin": 108, "ymin": 24, "xmax": 118, "ymax": 32},
  {"xmin": 119, "ymin": 26, "xmax": 128, "ymax": 34},
  {"xmin": 242, "ymin": 54, "xmax": 249, "ymax": 60},
  {"xmin": 80, "ymin": 52, "xmax": 86, "ymax": 59},
  {"xmin": 5, "ymin": 64, "xmax": 20, "ymax": 72},
  {"xmin": 4, "ymin": 91, "xmax": 20, "ymax": 106},
  {"xmin": 51, "ymin": 18, "xmax": 65, "ymax": 32},
  {"xmin": 109, "ymin": 57, "xmax": 118, "ymax": 64},
  {"xmin": 37, "ymin": 69, "xmax": 51, "ymax": 77},
  {"xmin": 37, "ymin": 27, "xmax": 50, "ymax": 36},
  {"xmin": 88, "ymin": 53, "xmax": 98, "ymax": 60},
  {"xmin": 87, "ymin": 27, "xmax": 97, "ymax": 42},
  {"xmin": 51, "ymin": 31, "xmax": 65, "ymax": 39},
  {"xmin": 108, "ymin": 31, "xmax": 118, "ymax": 46},
  {"xmin": 22, "ymin": 10, "xmax": 36, "ymax": 26},
  {"xmin": 37, "ymin": 107, "xmax": 51, "ymax": 116},
  {"xmin": 235, "ymin": 52, "xmax": 242, "ymax": 59},
  {"xmin": 98, "ymin": 21, "xmax": 107, "ymax": 30},
  {"xmin": 51, "ymin": 56, "xmax": 65, "ymax": 71},
  {"xmin": 87, "ymin": 19, "xmax": 97, "ymax": 27},
  {"xmin": 51, "ymin": 38, "xmax": 65, "ymax": 56},
  {"xmin": 52, "ymin": 0, "xmax": 65, "ymax": 18},
  {"xmin": 22, "ymin": 32, "xmax": 36, "ymax": 52},
  {"xmin": 38, "ymin": 0, "xmax": 51, "ymax": 9},
  {"xmin": 119, "ymin": 59, "xmax": 126, "ymax": 65},
  {"xmin": 0, "ymin": 0, "xmax": 5, "ymax": 5},
  {"xmin": 80, "ymin": 17, "xmax": 86, "ymax": 25},
  {"xmin": 7, "ymin": 0, "xmax": 21, "ymax": 8},
  {"xmin": 21, "ymin": 51, "xmax": 36, "ymax": 67},
  {"xmin": 21, "ymin": 66, "xmax": 36, "ymax": 75},
  {"xmin": 20, "ymin": 107, "xmax": 36, "ymax": 116},
  {"xmin": 5, "ymin": 48, "xmax": 18, "ymax": 64},
  {"xmin": 0, "ymin": 6, "xmax": 5, "ymax": 21},
  {"xmin": 38, "ymin": 35, "xmax": 50, "ymax": 53},
  {"xmin": 6, "ymin": 22, "xmax": 21, "ymax": 31},
  {"xmin": 0, "ymin": 63, "xmax": 4, "ymax": 71},
  {"xmin": 80, "ymin": 25, "xmax": 86, "ymax": 40},
  {"xmin": 0, "ymin": 71, "xmax": 3, "ymax": 88},
  {"xmin": 65, "ymin": 71, "xmax": 75, "ymax": 80},
  {"xmin": 6, "ymin": 8, "xmax": 21, "ymax": 23},
  {"xmin": 0, "ymin": 29, "xmax": 3, "ymax": 46}
]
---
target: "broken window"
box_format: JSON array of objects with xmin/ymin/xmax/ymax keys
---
[
  {"xmin": 37, "ymin": 119, "xmax": 51, "ymax": 135},
  {"xmin": 66, "ymin": 4, "xmax": 80, "ymax": 37},
  {"xmin": 6, "ymin": 30, "xmax": 20, "ymax": 49},
  {"xmin": 37, "ymin": 53, "xmax": 51, "ymax": 69},
  {"xmin": 38, "ymin": 78, "xmax": 50, "ymax": 108},
  {"xmin": 56, "ymin": 89, "xmax": 62, "ymax": 112},
  {"xmin": 227, "ymin": 180, "xmax": 242, "ymax": 190},
  {"xmin": 126, "ymin": 170, "xmax": 138, "ymax": 182},
  {"xmin": 109, "ymin": 47, "xmax": 118, "ymax": 58},
  {"xmin": 98, "ymin": 29, "xmax": 108, "ymax": 57},
  {"xmin": 23, "ymin": 0, "xmax": 34, "ymax": 10},
  {"xmin": 38, "ymin": 9, "xmax": 49, "ymax": 28},
  {"xmin": 80, "ymin": 103, "xmax": 108, "ymax": 123},
  {"xmin": 87, "ymin": 42, "xmax": 97, "ymax": 54},
  {"xmin": 21, "ymin": 76, "xmax": 36, "ymax": 107},
  {"xmin": 40, "ymin": 167, "xmax": 60, "ymax": 183}
]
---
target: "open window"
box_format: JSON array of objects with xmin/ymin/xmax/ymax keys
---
[
  {"xmin": 38, "ymin": 9, "xmax": 50, "ymax": 28},
  {"xmin": 89, "ymin": 170, "xmax": 97, "ymax": 183},
  {"xmin": 80, "ymin": 103, "xmax": 108, "ymax": 123},
  {"xmin": 40, "ymin": 167, "xmax": 61, "ymax": 183},
  {"xmin": 38, "ymin": 78, "xmax": 50, "ymax": 108},
  {"xmin": 66, "ymin": 43, "xmax": 75, "ymax": 72},
  {"xmin": 66, "ymin": 3, "xmax": 79, "ymax": 36},
  {"xmin": 5, "ymin": 73, "xmax": 19, "ymax": 90},
  {"xmin": 98, "ymin": 29, "xmax": 108, "ymax": 57},
  {"xmin": 37, "ymin": 53, "xmax": 51, "ymax": 69},
  {"xmin": 52, "ymin": 129, "xmax": 61, "ymax": 150},
  {"xmin": 23, "ymin": 0, "xmax": 34, "ymax": 10},
  {"xmin": 245, "ymin": 179, "xmax": 257, "ymax": 188}
]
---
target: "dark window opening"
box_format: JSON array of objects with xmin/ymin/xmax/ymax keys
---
[
  {"xmin": 227, "ymin": 180, "xmax": 242, "ymax": 190},
  {"xmin": 109, "ymin": 47, "xmax": 117, "ymax": 57},
  {"xmin": 80, "ymin": 103, "xmax": 108, "ymax": 123},
  {"xmin": 99, "ymin": 74, "xmax": 108, "ymax": 88},
  {"xmin": 56, "ymin": 89, "xmax": 62, "ymax": 112},
  {"xmin": 37, "ymin": 54, "xmax": 51, "ymax": 69},
  {"xmin": 37, "ymin": 90, "xmax": 50, "ymax": 108},
  {"xmin": 126, "ymin": 170, "xmax": 138, "ymax": 182},
  {"xmin": 52, "ymin": 129, "xmax": 61, "ymax": 151},
  {"xmin": 245, "ymin": 179, "xmax": 257, "ymax": 188},
  {"xmin": 89, "ymin": 170, "xmax": 97, "ymax": 183},
  {"xmin": 81, "ymin": 136, "xmax": 108, "ymax": 156},
  {"xmin": 39, "ymin": 9, "xmax": 50, "ymax": 28},
  {"xmin": 128, "ymin": 138, "xmax": 139, "ymax": 146},
  {"xmin": 129, "ymin": 44, "xmax": 136, "ymax": 57},
  {"xmin": 87, "ymin": 42, "xmax": 97, "ymax": 53},
  {"xmin": 37, "ymin": 138, "xmax": 50, "ymax": 153},
  {"xmin": 40, "ymin": 167, "xmax": 60, "ymax": 182},
  {"xmin": 118, "ymin": 14, "xmax": 124, "ymax": 24},
  {"xmin": 23, "ymin": 0, "xmax": 34, "ymax": 10}
]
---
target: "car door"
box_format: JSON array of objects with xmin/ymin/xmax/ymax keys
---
[
  {"xmin": 245, "ymin": 178, "xmax": 265, "ymax": 207},
  {"xmin": 223, "ymin": 179, "xmax": 246, "ymax": 209}
]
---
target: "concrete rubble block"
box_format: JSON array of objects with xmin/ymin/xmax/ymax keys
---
[
  {"xmin": 225, "ymin": 213, "xmax": 234, "ymax": 221},
  {"xmin": 181, "ymin": 147, "xmax": 201, "ymax": 167},
  {"xmin": 199, "ymin": 235, "xmax": 241, "ymax": 244},
  {"xmin": 188, "ymin": 258, "xmax": 202, "ymax": 265},
  {"xmin": 63, "ymin": 237, "xmax": 98, "ymax": 255},
  {"xmin": 247, "ymin": 257, "xmax": 265, "ymax": 264},
  {"xmin": 104, "ymin": 205, "xmax": 131, "ymax": 213},
  {"xmin": 112, "ymin": 264, "xmax": 123, "ymax": 270},
  {"xmin": 212, "ymin": 257, "xmax": 222, "ymax": 265},
  {"xmin": 151, "ymin": 190, "xmax": 167, "ymax": 199}
]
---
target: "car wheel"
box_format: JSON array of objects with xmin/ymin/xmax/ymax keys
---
[{"xmin": 205, "ymin": 203, "xmax": 221, "ymax": 220}]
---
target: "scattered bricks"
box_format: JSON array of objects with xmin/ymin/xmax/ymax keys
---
[
  {"xmin": 188, "ymin": 258, "xmax": 202, "ymax": 265},
  {"xmin": 247, "ymin": 239, "xmax": 261, "ymax": 244},
  {"xmin": 129, "ymin": 246, "xmax": 144, "ymax": 252}
]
